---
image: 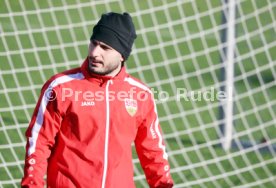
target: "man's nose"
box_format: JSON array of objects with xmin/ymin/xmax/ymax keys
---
[{"xmin": 90, "ymin": 45, "xmax": 101, "ymax": 57}]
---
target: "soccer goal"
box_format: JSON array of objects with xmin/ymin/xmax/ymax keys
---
[{"xmin": 0, "ymin": 0, "xmax": 275, "ymax": 187}]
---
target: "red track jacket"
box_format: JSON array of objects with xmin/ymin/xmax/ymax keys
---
[{"xmin": 21, "ymin": 58, "xmax": 174, "ymax": 188}]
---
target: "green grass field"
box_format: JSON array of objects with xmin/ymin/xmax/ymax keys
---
[{"xmin": 0, "ymin": 0, "xmax": 275, "ymax": 187}]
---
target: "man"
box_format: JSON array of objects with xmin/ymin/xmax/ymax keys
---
[{"xmin": 21, "ymin": 12, "xmax": 174, "ymax": 188}]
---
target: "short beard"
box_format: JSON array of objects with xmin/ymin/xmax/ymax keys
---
[
  {"xmin": 88, "ymin": 65, "xmax": 114, "ymax": 76},
  {"xmin": 88, "ymin": 58, "xmax": 122, "ymax": 76}
]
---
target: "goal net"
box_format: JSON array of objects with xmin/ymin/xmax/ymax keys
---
[{"xmin": 0, "ymin": 0, "xmax": 275, "ymax": 187}]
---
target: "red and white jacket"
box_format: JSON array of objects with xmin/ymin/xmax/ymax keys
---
[{"xmin": 21, "ymin": 58, "xmax": 174, "ymax": 188}]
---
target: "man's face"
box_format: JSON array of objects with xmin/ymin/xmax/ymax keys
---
[{"xmin": 88, "ymin": 40, "xmax": 124, "ymax": 77}]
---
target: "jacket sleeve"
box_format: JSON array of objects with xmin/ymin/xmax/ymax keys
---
[
  {"xmin": 134, "ymin": 92, "xmax": 174, "ymax": 188},
  {"xmin": 21, "ymin": 81, "xmax": 62, "ymax": 187}
]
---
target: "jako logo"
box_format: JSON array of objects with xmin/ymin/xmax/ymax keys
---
[{"xmin": 81, "ymin": 101, "xmax": 95, "ymax": 106}]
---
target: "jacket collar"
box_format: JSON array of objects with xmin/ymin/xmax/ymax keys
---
[{"xmin": 81, "ymin": 57, "xmax": 127, "ymax": 85}]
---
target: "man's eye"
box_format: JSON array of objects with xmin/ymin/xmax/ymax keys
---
[{"xmin": 101, "ymin": 45, "xmax": 110, "ymax": 50}]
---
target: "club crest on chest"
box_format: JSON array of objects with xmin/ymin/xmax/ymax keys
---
[{"xmin": 124, "ymin": 98, "xmax": 137, "ymax": 116}]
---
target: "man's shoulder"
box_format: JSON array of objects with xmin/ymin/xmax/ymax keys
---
[
  {"xmin": 42, "ymin": 67, "xmax": 83, "ymax": 89},
  {"xmin": 124, "ymin": 74, "xmax": 151, "ymax": 93},
  {"xmin": 48, "ymin": 67, "xmax": 82, "ymax": 81}
]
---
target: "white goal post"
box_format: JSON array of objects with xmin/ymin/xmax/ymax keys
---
[
  {"xmin": 220, "ymin": 0, "xmax": 236, "ymax": 151},
  {"xmin": 0, "ymin": 0, "xmax": 275, "ymax": 187}
]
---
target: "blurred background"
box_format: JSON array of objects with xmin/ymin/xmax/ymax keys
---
[{"xmin": 0, "ymin": 0, "xmax": 275, "ymax": 187}]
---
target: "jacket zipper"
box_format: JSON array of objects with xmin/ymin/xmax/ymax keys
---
[{"xmin": 101, "ymin": 80, "xmax": 112, "ymax": 188}]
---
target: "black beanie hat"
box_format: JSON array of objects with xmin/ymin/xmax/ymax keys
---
[{"xmin": 90, "ymin": 12, "xmax": 137, "ymax": 60}]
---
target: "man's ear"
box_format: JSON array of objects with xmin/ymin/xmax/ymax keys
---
[
  {"xmin": 120, "ymin": 55, "xmax": 124, "ymax": 63},
  {"xmin": 121, "ymin": 55, "xmax": 125, "ymax": 67}
]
